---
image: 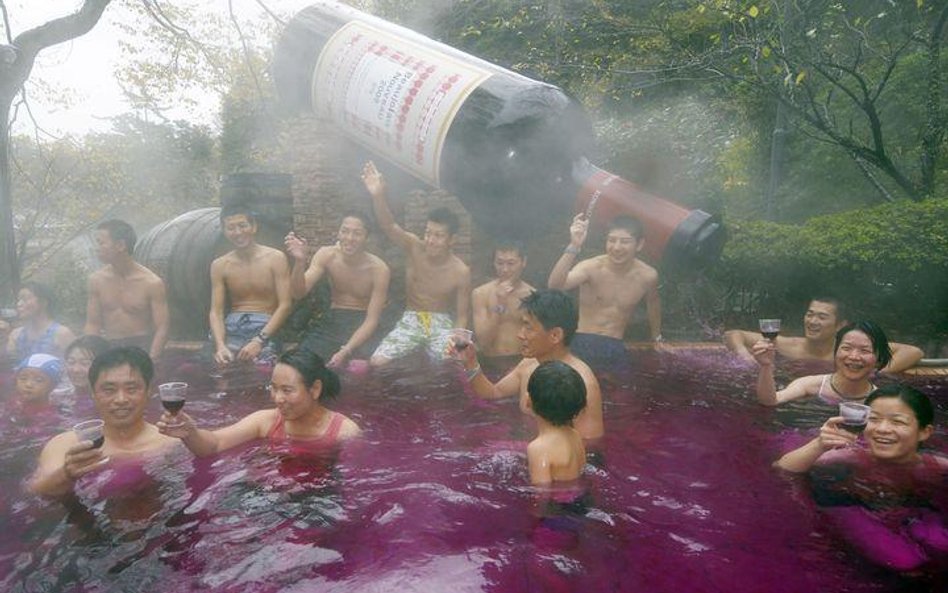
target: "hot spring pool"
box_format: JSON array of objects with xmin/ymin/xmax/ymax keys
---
[{"xmin": 1, "ymin": 348, "xmax": 945, "ymax": 592}]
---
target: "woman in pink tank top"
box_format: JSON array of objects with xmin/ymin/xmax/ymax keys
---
[
  {"xmin": 776, "ymin": 384, "xmax": 948, "ymax": 573},
  {"xmin": 158, "ymin": 349, "xmax": 361, "ymax": 456}
]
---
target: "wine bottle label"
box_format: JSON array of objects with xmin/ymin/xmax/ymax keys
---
[{"xmin": 313, "ymin": 21, "xmax": 492, "ymax": 186}]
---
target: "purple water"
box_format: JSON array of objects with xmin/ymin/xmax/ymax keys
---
[{"xmin": 0, "ymin": 349, "xmax": 945, "ymax": 592}]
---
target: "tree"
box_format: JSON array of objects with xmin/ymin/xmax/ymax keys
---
[{"xmin": 0, "ymin": 0, "xmax": 114, "ymax": 305}]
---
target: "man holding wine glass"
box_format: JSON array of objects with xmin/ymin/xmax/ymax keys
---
[
  {"xmin": 29, "ymin": 346, "xmax": 178, "ymax": 497},
  {"xmin": 725, "ymin": 297, "xmax": 924, "ymax": 373}
]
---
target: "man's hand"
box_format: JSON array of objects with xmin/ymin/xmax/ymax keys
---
[
  {"xmin": 751, "ymin": 339, "xmax": 776, "ymax": 367},
  {"xmin": 362, "ymin": 161, "xmax": 386, "ymax": 198},
  {"xmin": 214, "ymin": 345, "xmax": 234, "ymax": 365},
  {"xmin": 568, "ymin": 213, "xmax": 589, "ymax": 248},
  {"xmin": 63, "ymin": 441, "xmax": 108, "ymax": 481},
  {"xmin": 284, "ymin": 232, "xmax": 308, "ymax": 262},
  {"xmin": 328, "ymin": 346, "xmax": 350, "ymax": 369},
  {"xmin": 237, "ymin": 338, "xmax": 263, "ymax": 362}
]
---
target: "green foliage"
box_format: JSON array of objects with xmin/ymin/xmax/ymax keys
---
[{"xmin": 712, "ymin": 198, "xmax": 948, "ymax": 339}]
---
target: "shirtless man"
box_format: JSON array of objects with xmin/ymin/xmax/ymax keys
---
[
  {"xmin": 362, "ymin": 161, "xmax": 471, "ymax": 366},
  {"xmin": 455, "ymin": 289, "xmax": 604, "ymax": 440},
  {"xmin": 85, "ymin": 219, "xmax": 169, "ymax": 360},
  {"xmin": 285, "ymin": 210, "xmax": 391, "ymax": 368},
  {"xmin": 724, "ymin": 297, "xmax": 924, "ymax": 374},
  {"xmin": 209, "ymin": 205, "xmax": 292, "ymax": 365},
  {"xmin": 548, "ymin": 214, "xmax": 661, "ymax": 371},
  {"xmin": 472, "ymin": 241, "xmax": 534, "ymax": 359},
  {"xmin": 29, "ymin": 346, "xmax": 179, "ymax": 497}
]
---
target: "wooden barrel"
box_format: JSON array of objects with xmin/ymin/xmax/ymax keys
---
[{"xmin": 135, "ymin": 208, "xmax": 228, "ymax": 340}]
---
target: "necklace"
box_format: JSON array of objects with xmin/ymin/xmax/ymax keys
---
[{"xmin": 829, "ymin": 373, "xmax": 873, "ymax": 400}]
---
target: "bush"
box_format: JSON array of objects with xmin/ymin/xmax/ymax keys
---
[{"xmin": 701, "ymin": 198, "xmax": 948, "ymax": 346}]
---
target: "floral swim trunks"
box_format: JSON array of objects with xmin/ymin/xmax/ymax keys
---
[{"xmin": 371, "ymin": 310, "xmax": 454, "ymax": 362}]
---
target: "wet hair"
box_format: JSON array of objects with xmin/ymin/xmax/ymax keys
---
[
  {"xmin": 97, "ymin": 219, "xmax": 137, "ymax": 254},
  {"xmin": 810, "ymin": 296, "xmax": 848, "ymax": 324},
  {"xmin": 339, "ymin": 209, "xmax": 374, "ymax": 234},
  {"xmin": 833, "ymin": 320, "xmax": 892, "ymax": 370},
  {"xmin": 427, "ymin": 206, "xmax": 460, "ymax": 235},
  {"xmin": 607, "ymin": 215, "xmax": 644, "ymax": 240},
  {"xmin": 88, "ymin": 346, "xmax": 154, "ymax": 389},
  {"xmin": 18, "ymin": 281, "xmax": 56, "ymax": 316},
  {"xmin": 219, "ymin": 204, "xmax": 257, "ymax": 225},
  {"xmin": 519, "ymin": 289, "xmax": 578, "ymax": 346},
  {"xmin": 278, "ymin": 348, "xmax": 341, "ymax": 400},
  {"xmin": 865, "ymin": 384, "xmax": 934, "ymax": 428},
  {"xmin": 528, "ymin": 360, "xmax": 587, "ymax": 426},
  {"xmin": 492, "ymin": 240, "xmax": 527, "ymax": 260},
  {"xmin": 65, "ymin": 335, "xmax": 111, "ymax": 360}
]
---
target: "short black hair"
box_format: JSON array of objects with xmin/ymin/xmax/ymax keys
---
[
  {"xmin": 339, "ymin": 209, "xmax": 374, "ymax": 234},
  {"xmin": 528, "ymin": 360, "xmax": 587, "ymax": 426},
  {"xmin": 833, "ymin": 320, "xmax": 892, "ymax": 370},
  {"xmin": 65, "ymin": 335, "xmax": 111, "ymax": 360},
  {"xmin": 97, "ymin": 219, "xmax": 137, "ymax": 254},
  {"xmin": 89, "ymin": 346, "xmax": 154, "ymax": 390},
  {"xmin": 427, "ymin": 206, "xmax": 460, "ymax": 235},
  {"xmin": 519, "ymin": 289, "xmax": 578, "ymax": 346},
  {"xmin": 492, "ymin": 240, "xmax": 527, "ymax": 259},
  {"xmin": 19, "ymin": 281, "xmax": 57, "ymax": 316},
  {"xmin": 219, "ymin": 204, "xmax": 258, "ymax": 225},
  {"xmin": 810, "ymin": 296, "xmax": 848, "ymax": 324},
  {"xmin": 865, "ymin": 383, "xmax": 934, "ymax": 428},
  {"xmin": 278, "ymin": 348, "xmax": 341, "ymax": 400},
  {"xmin": 607, "ymin": 215, "xmax": 644, "ymax": 240}
]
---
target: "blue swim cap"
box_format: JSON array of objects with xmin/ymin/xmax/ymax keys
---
[{"xmin": 16, "ymin": 353, "xmax": 65, "ymax": 384}]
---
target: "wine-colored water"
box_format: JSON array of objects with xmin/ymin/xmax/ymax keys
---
[{"xmin": 0, "ymin": 349, "xmax": 944, "ymax": 592}]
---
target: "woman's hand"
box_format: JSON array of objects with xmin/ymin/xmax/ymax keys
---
[
  {"xmin": 157, "ymin": 411, "xmax": 197, "ymax": 440},
  {"xmin": 818, "ymin": 416, "xmax": 858, "ymax": 450}
]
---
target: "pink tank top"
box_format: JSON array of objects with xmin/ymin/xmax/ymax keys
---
[{"xmin": 266, "ymin": 410, "xmax": 345, "ymax": 449}]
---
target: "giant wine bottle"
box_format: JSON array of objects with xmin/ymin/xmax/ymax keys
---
[{"xmin": 273, "ymin": 1, "xmax": 724, "ymax": 272}]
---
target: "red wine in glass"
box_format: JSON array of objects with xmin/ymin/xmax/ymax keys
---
[
  {"xmin": 91, "ymin": 435, "xmax": 105, "ymax": 448},
  {"xmin": 759, "ymin": 319, "xmax": 781, "ymax": 341},
  {"xmin": 841, "ymin": 421, "xmax": 866, "ymax": 434},
  {"xmin": 162, "ymin": 397, "xmax": 185, "ymax": 414}
]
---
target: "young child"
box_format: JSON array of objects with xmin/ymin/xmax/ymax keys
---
[
  {"xmin": 526, "ymin": 360, "xmax": 587, "ymax": 486},
  {"xmin": 13, "ymin": 353, "xmax": 64, "ymax": 406}
]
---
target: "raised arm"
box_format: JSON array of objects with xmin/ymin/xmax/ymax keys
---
[
  {"xmin": 29, "ymin": 433, "xmax": 107, "ymax": 498},
  {"xmin": 452, "ymin": 337, "xmax": 522, "ymax": 399},
  {"xmin": 329, "ymin": 260, "xmax": 391, "ymax": 368},
  {"xmin": 362, "ymin": 161, "xmax": 417, "ymax": 250},
  {"xmin": 774, "ymin": 416, "xmax": 856, "ymax": 472},
  {"xmin": 285, "ymin": 232, "xmax": 325, "ymax": 299},
  {"xmin": 883, "ymin": 342, "xmax": 924, "ymax": 374},
  {"xmin": 548, "ymin": 213, "xmax": 589, "ymax": 290},
  {"xmin": 157, "ymin": 409, "xmax": 272, "ymax": 457},
  {"xmin": 753, "ymin": 339, "xmax": 818, "ymax": 405},
  {"xmin": 148, "ymin": 277, "xmax": 170, "ymax": 360}
]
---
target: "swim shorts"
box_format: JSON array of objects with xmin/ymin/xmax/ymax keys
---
[
  {"xmin": 371, "ymin": 310, "xmax": 454, "ymax": 361},
  {"xmin": 299, "ymin": 308, "xmax": 380, "ymax": 361},
  {"xmin": 220, "ymin": 312, "xmax": 278, "ymax": 362},
  {"xmin": 570, "ymin": 332, "xmax": 631, "ymax": 374}
]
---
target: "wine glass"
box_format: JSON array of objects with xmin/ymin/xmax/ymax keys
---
[
  {"xmin": 839, "ymin": 402, "xmax": 871, "ymax": 434},
  {"xmin": 758, "ymin": 318, "xmax": 781, "ymax": 341},
  {"xmin": 158, "ymin": 382, "xmax": 187, "ymax": 424},
  {"xmin": 73, "ymin": 419, "xmax": 105, "ymax": 448}
]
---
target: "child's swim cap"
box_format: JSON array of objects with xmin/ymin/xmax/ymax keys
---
[{"xmin": 16, "ymin": 353, "xmax": 65, "ymax": 384}]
